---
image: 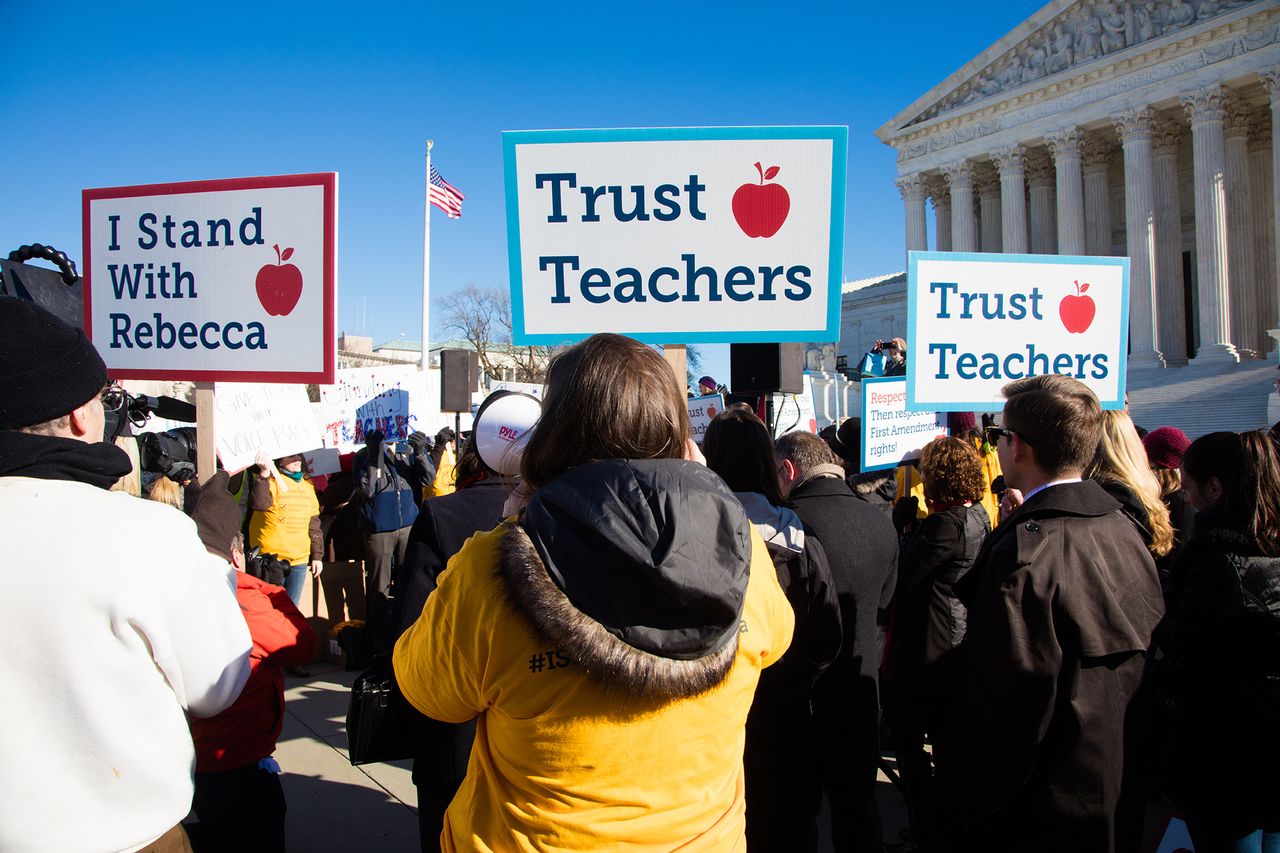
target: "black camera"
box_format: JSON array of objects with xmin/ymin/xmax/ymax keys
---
[
  {"xmin": 138, "ymin": 428, "xmax": 198, "ymax": 483},
  {"xmin": 244, "ymin": 547, "xmax": 292, "ymax": 586}
]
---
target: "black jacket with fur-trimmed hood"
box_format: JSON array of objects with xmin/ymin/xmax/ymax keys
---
[
  {"xmin": 502, "ymin": 458, "xmax": 754, "ymax": 699},
  {"xmin": 392, "ymin": 457, "xmax": 795, "ymax": 849}
]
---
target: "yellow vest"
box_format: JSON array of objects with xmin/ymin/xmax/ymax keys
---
[
  {"xmin": 248, "ymin": 475, "xmax": 318, "ymax": 565},
  {"xmin": 394, "ymin": 524, "xmax": 793, "ymax": 852}
]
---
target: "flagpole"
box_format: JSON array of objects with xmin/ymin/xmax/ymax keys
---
[{"xmin": 421, "ymin": 139, "xmax": 433, "ymax": 372}]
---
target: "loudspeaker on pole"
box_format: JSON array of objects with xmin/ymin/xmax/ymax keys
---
[
  {"xmin": 730, "ymin": 343, "xmax": 804, "ymax": 394},
  {"xmin": 441, "ymin": 349, "xmax": 480, "ymax": 412}
]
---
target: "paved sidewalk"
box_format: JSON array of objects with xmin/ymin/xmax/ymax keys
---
[{"xmin": 277, "ymin": 663, "xmax": 419, "ymax": 850}]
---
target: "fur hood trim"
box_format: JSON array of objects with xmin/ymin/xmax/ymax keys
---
[{"xmin": 496, "ymin": 522, "xmax": 738, "ymax": 701}]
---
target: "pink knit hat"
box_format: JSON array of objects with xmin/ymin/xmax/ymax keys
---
[{"xmin": 1142, "ymin": 426, "xmax": 1191, "ymax": 470}]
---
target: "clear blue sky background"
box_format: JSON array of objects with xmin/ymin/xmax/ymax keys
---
[{"xmin": 1, "ymin": 0, "xmax": 1045, "ymax": 384}]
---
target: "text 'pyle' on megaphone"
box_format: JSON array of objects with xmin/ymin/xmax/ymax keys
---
[{"xmin": 472, "ymin": 390, "xmax": 541, "ymax": 477}]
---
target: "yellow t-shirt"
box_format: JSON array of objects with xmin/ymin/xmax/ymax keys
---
[
  {"xmin": 394, "ymin": 524, "xmax": 794, "ymax": 852},
  {"xmin": 426, "ymin": 445, "xmax": 457, "ymax": 499},
  {"xmin": 247, "ymin": 475, "xmax": 318, "ymax": 565}
]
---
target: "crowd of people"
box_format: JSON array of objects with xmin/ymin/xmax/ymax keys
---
[{"xmin": 2, "ymin": 294, "xmax": 1278, "ymax": 853}]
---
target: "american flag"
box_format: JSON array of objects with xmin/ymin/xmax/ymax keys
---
[{"xmin": 429, "ymin": 165, "xmax": 465, "ymax": 219}]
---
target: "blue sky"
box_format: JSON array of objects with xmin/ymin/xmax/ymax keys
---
[{"xmin": 2, "ymin": 0, "xmax": 1045, "ymax": 383}]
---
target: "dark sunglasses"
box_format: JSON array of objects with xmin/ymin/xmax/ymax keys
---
[{"xmin": 984, "ymin": 426, "xmax": 1032, "ymax": 446}]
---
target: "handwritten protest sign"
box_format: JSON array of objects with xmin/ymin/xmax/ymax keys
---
[
  {"xmin": 213, "ymin": 382, "xmax": 321, "ymax": 472},
  {"xmin": 772, "ymin": 374, "xmax": 818, "ymax": 438},
  {"xmin": 861, "ymin": 377, "xmax": 947, "ymax": 472},
  {"xmin": 318, "ymin": 365, "xmax": 425, "ymax": 451}
]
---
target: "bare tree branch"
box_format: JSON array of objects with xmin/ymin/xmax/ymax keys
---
[{"xmin": 437, "ymin": 285, "xmax": 551, "ymax": 384}]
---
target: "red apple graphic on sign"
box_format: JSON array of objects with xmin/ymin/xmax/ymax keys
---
[
  {"xmin": 1059, "ymin": 280, "xmax": 1096, "ymax": 334},
  {"xmin": 256, "ymin": 244, "xmax": 303, "ymax": 316},
  {"xmin": 732, "ymin": 162, "xmax": 791, "ymax": 238}
]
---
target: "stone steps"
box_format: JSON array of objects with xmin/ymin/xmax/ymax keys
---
[{"xmin": 1126, "ymin": 358, "xmax": 1277, "ymax": 439}]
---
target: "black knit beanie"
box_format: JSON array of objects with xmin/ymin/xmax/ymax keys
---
[{"xmin": 0, "ymin": 297, "xmax": 107, "ymax": 429}]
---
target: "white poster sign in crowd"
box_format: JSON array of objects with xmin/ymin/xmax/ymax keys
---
[
  {"xmin": 688, "ymin": 393, "xmax": 726, "ymax": 445},
  {"xmin": 83, "ymin": 174, "xmax": 337, "ymax": 383},
  {"xmin": 772, "ymin": 374, "xmax": 818, "ymax": 439},
  {"xmin": 504, "ymin": 126, "xmax": 847, "ymax": 345},
  {"xmin": 861, "ymin": 377, "xmax": 948, "ymax": 473},
  {"xmin": 907, "ymin": 251, "xmax": 1130, "ymax": 412},
  {"xmin": 213, "ymin": 382, "xmax": 322, "ymax": 472}
]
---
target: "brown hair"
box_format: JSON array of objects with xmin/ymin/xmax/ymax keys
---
[
  {"xmin": 1183, "ymin": 430, "xmax": 1280, "ymax": 556},
  {"xmin": 702, "ymin": 408, "xmax": 784, "ymax": 506},
  {"xmin": 1085, "ymin": 409, "xmax": 1174, "ymax": 557},
  {"xmin": 1152, "ymin": 466, "xmax": 1181, "ymax": 498},
  {"xmin": 1001, "ymin": 374, "xmax": 1103, "ymax": 477},
  {"xmin": 521, "ymin": 334, "xmax": 690, "ymax": 489},
  {"xmin": 919, "ymin": 436, "xmax": 987, "ymax": 507},
  {"xmin": 774, "ymin": 430, "xmax": 838, "ymax": 476}
]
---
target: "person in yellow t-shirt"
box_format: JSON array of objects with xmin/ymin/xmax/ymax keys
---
[
  {"xmin": 394, "ymin": 334, "xmax": 794, "ymax": 853},
  {"xmin": 247, "ymin": 451, "xmax": 322, "ymax": 610},
  {"xmin": 424, "ymin": 427, "xmax": 457, "ymax": 499}
]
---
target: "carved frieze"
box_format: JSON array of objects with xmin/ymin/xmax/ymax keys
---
[{"xmin": 907, "ymin": 0, "xmax": 1262, "ymax": 128}]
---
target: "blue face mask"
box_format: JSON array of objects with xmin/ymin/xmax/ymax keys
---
[{"xmin": 281, "ymin": 468, "xmax": 305, "ymax": 482}]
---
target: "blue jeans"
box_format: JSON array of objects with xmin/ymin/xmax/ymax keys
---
[
  {"xmin": 284, "ymin": 563, "xmax": 307, "ymax": 607},
  {"xmin": 1187, "ymin": 820, "xmax": 1280, "ymax": 853}
]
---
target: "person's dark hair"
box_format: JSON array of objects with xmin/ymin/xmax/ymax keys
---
[
  {"xmin": 919, "ymin": 436, "xmax": 987, "ymax": 507},
  {"xmin": 1001, "ymin": 373, "xmax": 1103, "ymax": 477},
  {"xmin": 1183, "ymin": 430, "xmax": 1280, "ymax": 556},
  {"xmin": 702, "ymin": 408, "xmax": 784, "ymax": 506},
  {"xmin": 1270, "ymin": 419, "xmax": 1280, "ymax": 448},
  {"xmin": 453, "ymin": 432, "xmax": 485, "ymax": 488},
  {"xmin": 774, "ymin": 430, "xmax": 838, "ymax": 476},
  {"xmin": 521, "ymin": 334, "xmax": 690, "ymax": 489}
]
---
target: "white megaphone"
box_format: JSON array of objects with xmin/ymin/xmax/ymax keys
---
[{"xmin": 472, "ymin": 390, "xmax": 542, "ymax": 477}]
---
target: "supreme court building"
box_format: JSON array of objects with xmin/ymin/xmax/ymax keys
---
[{"xmin": 877, "ymin": 0, "xmax": 1280, "ymax": 367}]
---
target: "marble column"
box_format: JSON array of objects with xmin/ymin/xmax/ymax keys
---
[
  {"xmin": 1047, "ymin": 128, "xmax": 1086, "ymax": 256},
  {"xmin": 1027, "ymin": 149, "xmax": 1058, "ymax": 254},
  {"xmin": 992, "ymin": 145, "xmax": 1029, "ymax": 253},
  {"xmin": 925, "ymin": 175, "xmax": 951, "ymax": 252},
  {"xmin": 1082, "ymin": 134, "xmax": 1115, "ymax": 256},
  {"xmin": 975, "ymin": 165, "xmax": 1003, "ymax": 253},
  {"xmin": 1259, "ymin": 68, "xmax": 1280, "ymax": 349},
  {"xmin": 1249, "ymin": 107, "xmax": 1276, "ymax": 351},
  {"xmin": 1152, "ymin": 114, "xmax": 1189, "ymax": 365},
  {"xmin": 897, "ymin": 173, "xmax": 929, "ymax": 267},
  {"xmin": 1115, "ymin": 107, "xmax": 1164, "ymax": 367},
  {"xmin": 943, "ymin": 160, "xmax": 978, "ymax": 252},
  {"xmin": 1182, "ymin": 85, "xmax": 1239, "ymax": 363},
  {"xmin": 1224, "ymin": 96, "xmax": 1260, "ymax": 356}
]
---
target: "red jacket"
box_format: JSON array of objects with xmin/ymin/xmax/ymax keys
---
[{"xmin": 190, "ymin": 572, "xmax": 316, "ymax": 772}]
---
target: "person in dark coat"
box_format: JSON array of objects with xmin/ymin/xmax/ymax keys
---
[
  {"xmin": 703, "ymin": 408, "xmax": 842, "ymax": 852},
  {"xmin": 1142, "ymin": 425, "xmax": 1195, "ymax": 594},
  {"xmin": 821, "ymin": 418, "xmax": 896, "ymax": 516},
  {"xmin": 403, "ymin": 431, "xmax": 437, "ymax": 502},
  {"xmin": 1152, "ymin": 430, "xmax": 1280, "ymax": 852},
  {"xmin": 937, "ymin": 374, "xmax": 1164, "ymax": 853},
  {"xmin": 885, "ymin": 436, "xmax": 990, "ymax": 850},
  {"xmin": 775, "ymin": 430, "xmax": 898, "ymax": 853},
  {"xmin": 391, "ymin": 434, "xmax": 508, "ymax": 853}
]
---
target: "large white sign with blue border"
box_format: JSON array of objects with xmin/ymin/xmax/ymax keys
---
[
  {"xmin": 503, "ymin": 126, "xmax": 847, "ymax": 345},
  {"xmin": 861, "ymin": 377, "xmax": 948, "ymax": 472},
  {"xmin": 907, "ymin": 251, "xmax": 1130, "ymax": 412}
]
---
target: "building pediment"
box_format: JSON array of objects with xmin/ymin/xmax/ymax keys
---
[{"xmin": 877, "ymin": 0, "xmax": 1264, "ymax": 143}]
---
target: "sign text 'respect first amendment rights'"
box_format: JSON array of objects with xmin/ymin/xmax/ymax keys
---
[
  {"xmin": 504, "ymin": 127, "xmax": 847, "ymax": 345},
  {"xmin": 84, "ymin": 173, "xmax": 337, "ymax": 383}
]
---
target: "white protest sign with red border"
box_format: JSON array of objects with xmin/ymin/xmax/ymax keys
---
[{"xmin": 83, "ymin": 173, "xmax": 336, "ymax": 383}]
